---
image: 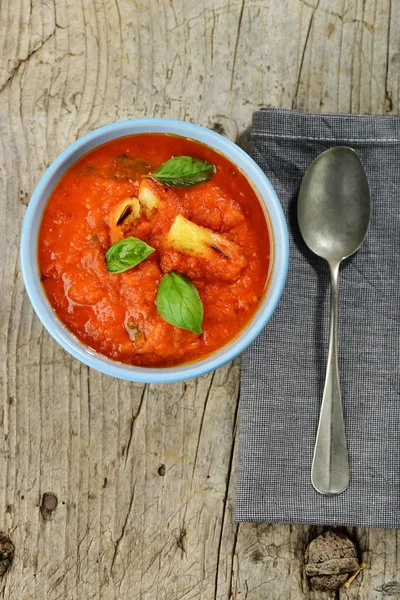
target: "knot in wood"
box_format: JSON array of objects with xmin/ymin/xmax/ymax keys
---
[
  {"xmin": 0, "ymin": 532, "xmax": 15, "ymax": 577},
  {"xmin": 305, "ymin": 530, "xmax": 359, "ymax": 591},
  {"xmin": 41, "ymin": 492, "xmax": 58, "ymax": 520}
]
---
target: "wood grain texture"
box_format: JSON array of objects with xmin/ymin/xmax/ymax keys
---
[{"xmin": 0, "ymin": 0, "xmax": 399, "ymax": 598}]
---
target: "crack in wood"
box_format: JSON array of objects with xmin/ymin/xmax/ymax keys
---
[
  {"xmin": 210, "ymin": 7, "xmax": 217, "ymax": 65},
  {"xmin": 0, "ymin": 29, "xmax": 56, "ymax": 93},
  {"xmin": 228, "ymin": 524, "xmax": 239, "ymax": 599},
  {"xmin": 292, "ymin": 0, "xmax": 321, "ymax": 109},
  {"xmin": 125, "ymin": 385, "xmax": 147, "ymax": 466},
  {"xmin": 385, "ymin": 0, "xmax": 393, "ymax": 113},
  {"xmin": 230, "ymin": 0, "xmax": 246, "ymax": 91},
  {"xmin": 176, "ymin": 526, "xmax": 187, "ymax": 554},
  {"xmin": 86, "ymin": 367, "xmax": 91, "ymax": 441},
  {"xmin": 111, "ymin": 482, "xmax": 136, "ymax": 574},
  {"xmin": 191, "ymin": 372, "xmax": 215, "ymax": 483},
  {"xmin": 213, "ymin": 390, "xmax": 240, "ymax": 599}
]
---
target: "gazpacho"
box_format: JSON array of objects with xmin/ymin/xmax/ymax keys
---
[{"xmin": 38, "ymin": 133, "xmax": 271, "ymax": 367}]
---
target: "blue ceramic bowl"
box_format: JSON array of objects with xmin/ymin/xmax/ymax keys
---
[{"xmin": 20, "ymin": 118, "xmax": 289, "ymax": 383}]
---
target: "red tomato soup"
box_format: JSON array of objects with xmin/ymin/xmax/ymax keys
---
[{"xmin": 38, "ymin": 134, "xmax": 271, "ymax": 367}]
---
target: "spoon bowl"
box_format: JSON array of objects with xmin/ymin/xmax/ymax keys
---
[
  {"xmin": 298, "ymin": 146, "xmax": 371, "ymax": 495},
  {"xmin": 298, "ymin": 147, "xmax": 371, "ymax": 265}
]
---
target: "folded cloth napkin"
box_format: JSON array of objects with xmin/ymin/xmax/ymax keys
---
[{"xmin": 235, "ymin": 108, "xmax": 400, "ymax": 528}]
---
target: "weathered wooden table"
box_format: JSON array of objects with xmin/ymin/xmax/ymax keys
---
[{"xmin": 1, "ymin": 1, "xmax": 399, "ymax": 598}]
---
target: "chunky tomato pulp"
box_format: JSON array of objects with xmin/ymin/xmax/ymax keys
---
[{"xmin": 38, "ymin": 134, "xmax": 271, "ymax": 367}]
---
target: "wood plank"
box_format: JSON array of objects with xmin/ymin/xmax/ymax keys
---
[{"xmin": 0, "ymin": 0, "xmax": 398, "ymax": 598}]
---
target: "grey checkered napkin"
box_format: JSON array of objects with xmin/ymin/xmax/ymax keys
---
[{"xmin": 235, "ymin": 108, "xmax": 400, "ymax": 528}]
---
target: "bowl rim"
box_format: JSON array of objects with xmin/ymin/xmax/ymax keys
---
[{"xmin": 20, "ymin": 118, "xmax": 289, "ymax": 383}]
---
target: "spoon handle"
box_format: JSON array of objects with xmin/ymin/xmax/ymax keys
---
[{"xmin": 311, "ymin": 262, "xmax": 349, "ymax": 495}]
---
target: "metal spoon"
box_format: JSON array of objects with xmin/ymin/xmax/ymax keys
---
[{"xmin": 298, "ymin": 147, "xmax": 370, "ymax": 495}]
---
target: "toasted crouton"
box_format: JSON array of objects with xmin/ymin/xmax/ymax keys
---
[
  {"xmin": 138, "ymin": 179, "xmax": 162, "ymax": 211},
  {"xmin": 162, "ymin": 214, "xmax": 247, "ymax": 281},
  {"xmin": 165, "ymin": 214, "xmax": 239, "ymax": 260}
]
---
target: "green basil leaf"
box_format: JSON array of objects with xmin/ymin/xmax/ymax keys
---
[
  {"xmin": 106, "ymin": 237, "xmax": 155, "ymax": 273},
  {"xmin": 148, "ymin": 156, "xmax": 215, "ymax": 187},
  {"xmin": 156, "ymin": 272, "xmax": 203, "ymax": 334}
]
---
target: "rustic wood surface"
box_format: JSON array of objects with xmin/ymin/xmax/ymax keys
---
[{"xmin": 0, "ymin": 0, "xmax": 399, "ymax": 598}]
